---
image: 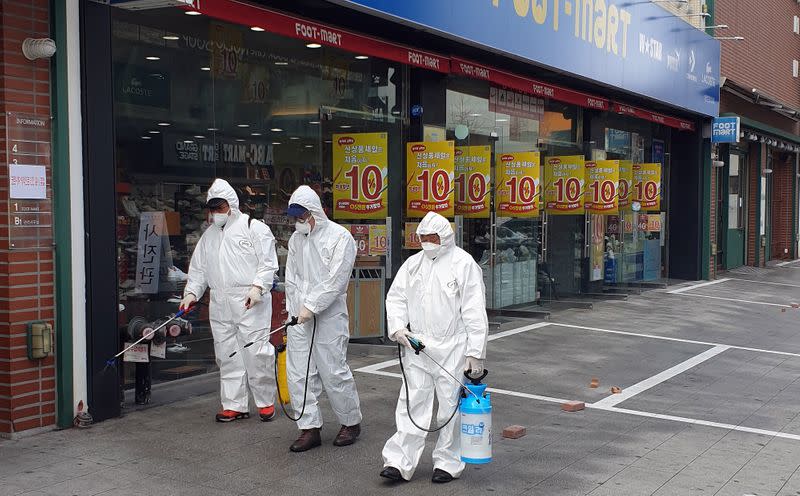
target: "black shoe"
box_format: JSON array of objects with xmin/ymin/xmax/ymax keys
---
[
  {"xmin": 380, "ymin": 466, "xmax": 403, "ymax": 481},
  {"xmin": 289, "ymin": 428, "xmax": 322, "ymax": 452},
  {"xmin": 333, "ymin": 423, "xmax": 361, "ymax": 446},
  {"xmin": 431, "ymin": 468, "xmax": 454, "ymax": 484}
]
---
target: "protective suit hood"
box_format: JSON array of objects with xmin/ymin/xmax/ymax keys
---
[
  {"xmin": 288, "ymin": 185, "xmax": 328, "ymax": 228},
  {"xmin": 206, "ymin": 178, "xmax": 240, "ymax": 212},
  {"xmin": 416, "ymin": 212, "xmax": 454, "ymax": 253}
]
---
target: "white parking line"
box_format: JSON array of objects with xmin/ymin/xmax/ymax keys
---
[
  {"xmin": 777, "ymin": 260, "xmax": 800, "ymax": 267},
  {"xmin": 727, "ymin": 278, "xmax": 800, "ymax": 288},
  {"xmin": 591, "ymin": 345, "xmax": 730, "ymax": 408},
  {"xmin": 670, "ymin": 292, "xmax": 793, "ymax": 308},
  {"xmin": 550, "ymin": 323, "xmax": 800, "ymax": 358},
  {"xmin": 667, "ymin": 278, "xmax": 731, "ymax": 294},
  {"xmin": 588, "ymin": 404, "xmax": 800, "ymax": 442},
  {"xmin": 356, "ymin": 321, "xmax": 800, "ymax": 442}
]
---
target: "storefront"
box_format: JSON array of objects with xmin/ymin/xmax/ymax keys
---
[
  {"xmin": 714, "ymin": 85, "xmax": 800, "ymax": 271},
  {"xmin": 81, "ymin": 0, "xmax": 719, "ymax": 421}
]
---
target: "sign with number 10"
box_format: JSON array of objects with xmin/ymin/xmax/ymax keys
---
[
  {"xmin": 633, "ymin": 162, "xmax": 662, "ymax": 211},
  {"xmin": 545, "ymin": 155, "xmax": 585, "ymax": 215},
  {"xmin": 333, "ymin": 133, "xmax": 388, "ymax": 220},
  {"xmin": 406, "ymin": 141, "xmax": 455, "ymax": 218},
  {"xmin": 455, "ymin": 146, "xmax": 491, "ymax": 218},
  {"xmin": 585, "ymin": 160, "xmax": 619, "ymax": 214},
  {"xmin": 496, "ymin": 151, "xmax": 540, "ymax": 217},
  {"xmin": 618, "ymin": 160, "xmax": 633, "ymax": 209}
]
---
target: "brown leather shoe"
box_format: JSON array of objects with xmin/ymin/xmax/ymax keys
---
[
  {"xmin": 332, "ymin": 423, "xmax": 361, "ymax": 447},
  {"xmin": 289, "ymin": 428, "xmax": 321, "ymax": 452}
]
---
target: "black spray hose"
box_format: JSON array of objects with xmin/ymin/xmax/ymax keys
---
[
  {"xmin": 397, "ymin": 342, "xmax": 460, "ymax": 433},
  {"xmin": 276, "ymin": 315, "xmax": 316, "ymax": 422}
]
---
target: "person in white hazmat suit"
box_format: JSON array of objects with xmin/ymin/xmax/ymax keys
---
[
  {"xmin": 180, "ymin": 178, "xmax": 280, "ymax": 423},
  {"xmin": 380, "ymin": 211, "xmax": 489, "ymax": 484},
  {"xmin": 284, "ymin": 185, "xmax": 362, "ymax": 452}
]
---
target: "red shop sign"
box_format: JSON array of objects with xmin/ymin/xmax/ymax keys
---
[
  {"xmin": 612, "ymin": 103, "xmax": 695, "ymax": 131},
  {"xmin": 188, "ymin": 0, "xmax": 450, "ymax": 73},
  {"xmin": 451, "ymin": 58, "xmax": 609, "ymax": 111}
]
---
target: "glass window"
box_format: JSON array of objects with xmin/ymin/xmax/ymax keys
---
[{"xmin": 112, "ymin": 7, "xmax": 405, "ymax": 391}]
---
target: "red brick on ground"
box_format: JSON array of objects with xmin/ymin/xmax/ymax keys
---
[{"xmin": 502, "ymin": 425, "xmax": 527, "ymax": 439}]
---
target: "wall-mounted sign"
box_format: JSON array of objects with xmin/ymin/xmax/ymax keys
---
[
  {"xmin": 585, "ymin": 160, "xmax": 619, "ymax": 214},
  {"xmin": 406, "ymin": 141, "xmax": 455, "ymax": 218},
  {"xmin": 332, "ymin": 133, "xmax": 388, "ymax": 219},
  {"xmin": 545, "ymin": 155, "xmax": 584, "ymax": 215},
  {"xmin": 454, "ymin": 146, "xmax": 491, "ymax": 218},
  {"xmin": 496, "ymin": 151, "xmax": 540, "ymax": 218},
  {"xmin": 711, "ymin": 116, "xmax": 740, "ymax": 143}
]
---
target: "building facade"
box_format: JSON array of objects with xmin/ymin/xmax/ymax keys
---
[
  {"xmin": 1, "ymin": 0, "xmax": 722, "ymax": 434},
  {"xmin": 711, "ymin": 0, "xmax": 800, "ymax": 272}
]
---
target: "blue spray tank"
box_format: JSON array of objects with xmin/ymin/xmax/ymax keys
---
[{"xmin": 460, "ymin": 370, "xmax": 492, "ymax": 464}]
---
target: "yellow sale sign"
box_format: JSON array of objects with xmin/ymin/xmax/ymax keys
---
[
  {"xmin": 618, "ymin": 160, "xmax": 633, "ymax": 209},
  {"xmin": 585, "ymin": 160, "xmax": 620, "ymax": 214},
  {"xmin": 368, "ymin": 224, "xmax": 387, "ymax": 256},
  {"xmin": 633, "ymin": 162, "xmax": 662, "ymax": 211},
  {"xmin": 332, "ymin": 133, "xmax": 388, "ymax": 220},
  {"xmin": 454, "ymin": 146, "xmax": 491, "ymax": 218},
  {"xmin": 496, "ymin": 151, "xmax": 540, "ymax": 217},
  {"xmin": 406, "ymin": 141, "xmax": 455, "ymax": 218},
  {"xmin": 545, "ymin": 155, "xmax": 585, "ymax": 215}
]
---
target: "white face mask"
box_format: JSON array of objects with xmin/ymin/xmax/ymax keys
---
[
  {"xmin": 420, "ymin": 241, "xmax": 441, "ymax": 259},
  {"xmin": 295, "ymin": 220, "xmax": 311, "ymax": 235},
  {"xmin": 212, "ymin": 212, "xmax": 228, "ymax": 228}
]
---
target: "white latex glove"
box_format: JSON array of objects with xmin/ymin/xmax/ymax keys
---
[
  {"xmin": 245, "ymin": 286, "xmax": 262, "ymax": 309},
  {"xmin": 297, "ymin": 306, "xmax": 314, "ymax": 324},
  {"xmin": 179, "ymin": 293, "xmax": 196, "ymax": 312},
  {"xmin": 391, "ymin": 329, "xmax": 413, "ymax": 350},
  {"xmin": 464, "ymin": 356, "xmax": 484, "ymax": 376}
]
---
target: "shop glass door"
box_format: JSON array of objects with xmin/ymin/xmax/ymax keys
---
[
  {"xmin": 320, "ymin": 106, "xmax": 402, "ymax": 337},
  {"xmin": 725, "ymin": 152, "xmax": 745, "ymax": 268}
]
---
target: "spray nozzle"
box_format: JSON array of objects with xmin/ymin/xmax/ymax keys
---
[
  {"xmin": 286, "ymin": 316, "xmax": 299, "ymax": 327},
  {"xmin": 408, "ymin": 336, "xmax": 425, "ymax": 355}
]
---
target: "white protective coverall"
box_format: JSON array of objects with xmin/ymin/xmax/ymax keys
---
[
  {"xmin": 382, "ymin": 212, "xmax": 489, "ymax": 480},
  {"xmin": 184, "ymin": 179, "xmax": 279, "ymax": 412},
  {"xmin": 284, "ymin": 185, "xmax": 362, "ymax": 430}
]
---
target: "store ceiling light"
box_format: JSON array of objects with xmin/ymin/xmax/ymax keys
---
[
  {"xmin": 146, "ymin": 56, "xmax": 161, "ymax": 61},
  {"xmin": 236, "ymin": 139, "xmax": 246, "ymax": 142},
  {"xmin": 250, "ymin": 26, "xmax": 265, "ymax": 32},
  {"xmin": 194, "ymin": 135, "xmax": 205, "ymax": 139},
  {"xmin": 157, "ymin": 122, "xmax": 171, "ymax": 126},
  {"xmin": 306, "ymin": 43, "xmax": 322, "ymax": 49},
  {"xmin": 354, "ymin": 55, "xmax": 369, "ymax": 60},
  {"xmin": 207, "ymin": 127, "xmax": 219, "ymax": 131},
  {"xmin": 340, "ymin": 125, "xmax": 352, "ymax": 129},
  {"xmin": 496, "ymin": 118, "xmax": 509, "ymax": 122},
  {"xmin": 274, "ymin": 61, "xmax": 289, "ymax": 66},
  {"xmin": 183, "ymin": 140, "xmax": 194, "ymax": 144},
  {"xmin": 270, "ymin": 128, "xmax": 283, "ymax": 132},
  {"xmin": 309, "ymin": 121, "xmax": 320, "ymax": 125},
  {"xmin": 272, "ymin": 142, "xmax": 281, "ymax": 145},
  {"xmin": 163, "ymin": 35, "xmax": 180, "ymax": 41},
  {"xmin": 304, "ymin": 144, "xmax": 314, "ymax": 148},
  {"xmin": 251, "ymin": 132, "xmax": 262, "ymax": 136},
  {"xmin": 141, "ymin": 136, "xmax": 151, "ymax": 140},
  {"xmin": 148, "ymin": 130, "xmax": 160, "ymax": 134},
  {"xmin": 237, "ymin": 123, "xmax": 250, "ymax": 128},
  {"xmin": 185, "ymin": 10, "xmax": 201, "ymax": 15},
  {"xmin": 469, "ymin": 113, "xmax": 482, "ymax": 117},
  {"xmin": 290, "ymin": 136, "xmax": 300, "ymax": 140},
  {"xmin": 201, "ymin": 66, "xmax": 211, "ymax": 71}
]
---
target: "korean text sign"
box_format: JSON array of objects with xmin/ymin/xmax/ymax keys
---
[
  {"xmin": 633, "ymin": 163, "xmax": 662, "ymax": 211},
  {"xmin": 496, "ymin": 151, "xmax": 540, "ymax": 217},
  {"xmin": 545, "ymin": 155, "xmax": 585, "ymax": 215},
  {"xmin": 455, "ymin": 146, "xmax": 491, "ymax": 218},
  {"xmin": 585, "ymin": 160, "xmax": 619, "ymax": 214},
  {"xmin": 406, "ymin": 141, "xmax": 455, "ymax": 218},
  {"xmin": 333, "ymin": 133, "xmax": 388, "ymax": 219}
]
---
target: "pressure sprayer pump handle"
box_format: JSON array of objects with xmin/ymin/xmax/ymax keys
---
[{"xmin": 464, "ymin": 369, "xmax": 489, "ymax": 385}]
